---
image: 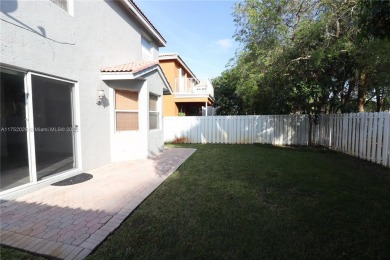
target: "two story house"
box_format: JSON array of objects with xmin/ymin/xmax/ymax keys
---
[
  {"xmin": 159, "ymin": 53, "xmax": 215, "ymax": 116},
  {"xmin": 0, "ymin": 0, "xmax": 171, "ymax": 196}
]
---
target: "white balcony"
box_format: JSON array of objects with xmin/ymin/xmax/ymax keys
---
[{"xmin": 174, "ymin": 78, "xmax": 214, "ymax": 98}]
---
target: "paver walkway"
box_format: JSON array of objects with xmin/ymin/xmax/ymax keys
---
[{"xmin": 0, "ymin": 148, "xmax": 196, "ymax": 259}]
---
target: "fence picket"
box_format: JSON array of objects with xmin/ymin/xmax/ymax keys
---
[
  {"xmin": 336, "ymin": 115, "xmax": 340, "ymax": 150},
  {"xmin": 344, "ymin": 114, "xmax": 348, "ymax": 153},
  {"xmin": 270, "ymin": 115, "xmax": 274, "ymax": 144},
  {"xmin": 352, "ymin": 114, "xmax": 356, "ymax": 156},
  {"xmin": 376, "ymin": 113, "xmax": 383, "ymax": 164},
  {"xmin": 364, "ymin": 113, "xmax": 369, "ymax": 160},
  {"xmin": 371, "ymin": 113, "xmax": 378, "ymax": 162},
  {"xmin": 382, "ymin": 113, "xmax": 390, "ymax": 167},
  {"xmin": 366, "ymin": 113, "xmax": 372, "ymax": 161},
  {"xmin": 329, "ymin": 114, "xmax": 333, "ymax": 147},
  {"xmin": 348, "ymin": 114, "xmax": 353, "ymax": 154},
  {"xmin": 358, "ymin": 113, "xmax": 364, "ymax": 159}
]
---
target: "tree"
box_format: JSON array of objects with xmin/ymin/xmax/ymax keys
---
[
  {"xmin": 359, "ymin": 0, "xmax": 390, "ymax": 40},
  {"xmin": 212, "ymin": 69, "xmax": 244, "ymax": 115},
  {"xmin": 358, "ymin": 0, "xmax": 390, "ymax": 111},
  {"xmin": 225, "ymin": 0, "xmax": 390, "ymax": 115}
]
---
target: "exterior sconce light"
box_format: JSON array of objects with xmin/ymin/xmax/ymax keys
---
[{"xmin": 97, "ymin": 89, "xmax": 105, "ymax": 105}]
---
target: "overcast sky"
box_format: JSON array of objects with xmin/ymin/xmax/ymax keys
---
[{"xmin": 137, "ymin": 0, "xmax": 238, "ymax": 80}]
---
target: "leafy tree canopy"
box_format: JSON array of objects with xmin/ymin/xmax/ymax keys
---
[{"xmin": 214, "ymin": 0, "xmax": 390, "ymax": 115}]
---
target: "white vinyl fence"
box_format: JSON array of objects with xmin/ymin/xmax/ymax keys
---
[
  {"xmin": 164, "ymin": 113, "xmax": 390, "ymax": 168},
  {"xmin": 313, "ymin": 113, "xmax": 390, "ymax": 167}
]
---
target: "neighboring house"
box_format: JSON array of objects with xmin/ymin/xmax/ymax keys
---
[
  {"xmin": 0, "ymin": 0, "xmax": 171, "ymax": 196},
  {"xmin": 159, "ymin": 53, "xmax": 215, "ymax": 116}
]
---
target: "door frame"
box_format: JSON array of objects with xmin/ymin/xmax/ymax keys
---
[{"xmin": 0, "ymin": 67, "xmax": 82, "ymax": 196}]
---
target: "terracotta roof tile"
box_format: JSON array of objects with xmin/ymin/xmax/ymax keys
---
[{"xmin": 101, "ymin": 60, "xmax": 158, "ymax": 73}]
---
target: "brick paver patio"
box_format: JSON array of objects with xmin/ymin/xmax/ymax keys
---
[{"xmin": 0, "ymin": 148, "xmax": 196, "ymax": 259}]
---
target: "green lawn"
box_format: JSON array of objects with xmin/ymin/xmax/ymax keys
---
[
  {"xmin": 2, "ymin": 144, "xmax": 390, "ymax": 259},
  {"xmin": 0, "ymin": 245, "xmax": 47, "ymax": 260},
  {"xmin": 88, "ymin": 144, "xmax": 390, "ymax": 259}
]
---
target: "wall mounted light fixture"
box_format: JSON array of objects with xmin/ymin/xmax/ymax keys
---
[{"xmin": 96, "ymin": 89, "xmax": 105, "ymax": 105}]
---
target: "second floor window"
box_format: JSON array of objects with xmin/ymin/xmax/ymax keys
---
[{"xmin": 141, "ymin": 37, "xmax": 153, "ymax": 61}]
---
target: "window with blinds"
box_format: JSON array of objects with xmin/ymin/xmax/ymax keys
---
[
  {"xmin": 115, "ymin": 90, "xmax": 139, "ymax": 131},
  {"xmin": 149, "ymin": 94, "xmax": 159, "ymax": 130}
]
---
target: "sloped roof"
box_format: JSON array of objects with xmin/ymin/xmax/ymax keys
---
[
  {"xmin": 100, "ymin": 60, "xmax": 172, "ymax": 94},
  {"xmin": 101, "ymin": 60, "xmax": 158, "ymax": 73},
  {"xmin": 159, "ymin": 53, "xmax": 198, "ymax": 81},
  {"xmin": 119, "ymin": 0, "xmax": 166, "ymax": 47}
]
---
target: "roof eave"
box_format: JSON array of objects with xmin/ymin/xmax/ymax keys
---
[
  {"xmin": 101, "ymin": 72, "xmax": 136, "ymax": 81},
  {"xmin": 119, "ymin": 0, "xmax": 166, "ymax": 47},
  {"xmin": 101, "ymin": 65, "xmax": 173, "ymax": 94},
  {"xmin": 159, "ymin": 54, "xmax": 198, "ymax": 82}
]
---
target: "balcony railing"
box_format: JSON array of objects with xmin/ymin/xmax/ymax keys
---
[{"xmin": 174, "ymin": 78, "xmax": 214, "ymax": 98}]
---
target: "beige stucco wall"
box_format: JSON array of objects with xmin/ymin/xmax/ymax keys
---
[
  {"xmin": 159, "ymin": 61, "xmax": 176, "ymax": 88},
  {"xmin": 163, "ymin": 95, "xmax": 179, "ymax": 116}
]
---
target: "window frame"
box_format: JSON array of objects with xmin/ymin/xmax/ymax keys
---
[
  {"xmin": 141, "ymin": 36, "xmax": 153, "ymax": 61},
  {"xmin": 149, "ymin": 93, "xmax": 160, "ymax": 130},
  {"xmin": 114, "ymin": 89, "xmax": 139, "ymax": 132},
  {"xmin": 0, "ymin": 66, "xmax": 81, "ymax": 195}
]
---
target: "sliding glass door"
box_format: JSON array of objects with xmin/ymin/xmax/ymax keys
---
[
  {"xmin": 0, "ymin": 69, "xmax": 78, "ymax": 192},
  {"xmin": 0, "ymin": 70, "xmax": 31, "ymax": 191},
  {"xmin": 31, "ymin": 74, "xmax": 76, "ymax": 180}
]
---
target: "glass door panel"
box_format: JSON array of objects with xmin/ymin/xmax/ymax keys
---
[
  {"xmin": 0, "ymin": 70, "xmax": 31, "ymax": 191},
  {"xmin": 31, "ymin": 75, "xmax": 75, "ymax": 180}
]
